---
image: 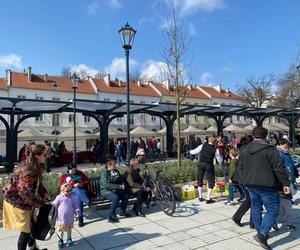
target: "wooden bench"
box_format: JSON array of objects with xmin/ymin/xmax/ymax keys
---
[{"xmin": 85, "ymin": 177, "xmax": 137, "ymax": 211}]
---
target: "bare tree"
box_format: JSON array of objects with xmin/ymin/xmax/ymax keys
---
[
  {"xmin": 61, "ymin": 67, "xmax": 105, "ymax": 79},
  {"xmin": 61, "ymin": 67, "xmax": 72, "ymax": 78},
  {"xmin": 237, "ymin": 74, "xmax": 275, "ymax": 107},
  {"xmin": 162, "ymin": 0, "xmax": 192, "ymax": 167}
]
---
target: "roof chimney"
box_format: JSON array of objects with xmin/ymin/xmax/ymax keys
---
[
  {"xmin": 225, "ymin": 88, "xmax": 230, "ymax": 93},
  {"xmin": 213, "ymin": 84, "xmax": 221, "ymax": 92},
  {"xmin": 6, "ymin": 69, "xmax": 12, "ymax": 87},
  {"xmin": 44, "ymin": 74, "xmax": 48, "ymax": 82},
  {"xmin": 118, "ymin": 80, "xmax": 122, "ymax": 87},
  {"xmin": 27, "ymin": 67, "xmax": 32, "ymax": 83},
  {"xmin": 162, "ymin": 79, "xmax": 170, "ymax": 90},
  {"xmin": 137, "ymin": 80, "xmax": 141, "ymax": 87},
  {"xmin": 103, "ymin": 74, "xmax": 110, "ymax": 87}
]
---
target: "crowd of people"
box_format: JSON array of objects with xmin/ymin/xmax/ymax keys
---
[
  {"xmin": 3, "ymin": 141, "xmax": 153, "ymax": 250},
  {"xmin": 190, "ymin": 127, "xmax": 299, "ymax": 250},
  {"xmin": 2, "ymin": 126, "xmax": 300, "ymax": 250}
]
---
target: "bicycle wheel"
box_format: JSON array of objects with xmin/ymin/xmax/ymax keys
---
[{"xmin": 157, "ymin": 181, "xmax": 176, "ymax": 216}]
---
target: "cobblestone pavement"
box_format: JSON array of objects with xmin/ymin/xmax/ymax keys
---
[{"xmin": 1, "ymin": 191, "xmax": 300, "ymax": 250}]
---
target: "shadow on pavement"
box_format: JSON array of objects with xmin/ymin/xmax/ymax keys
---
[{"xmin": 77, "ymin": 227, "xmax": 160, "ymax": 250}]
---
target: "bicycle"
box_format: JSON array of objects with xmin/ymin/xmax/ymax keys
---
[{"xmin": 143, "ymin": 166, "xmax": 176, "ymax": 216}]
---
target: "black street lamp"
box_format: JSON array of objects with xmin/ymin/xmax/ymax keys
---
[
  {"xmin": 119, "ymin": 22, "xmax": 136, "ymax": 165},
  {"xmin": 289, "ymin": 90, "xmax": 296, "ymax": 151},
  {"xmin": 71, "ymin": 73, "xmax": 80, "ymax": 167}
]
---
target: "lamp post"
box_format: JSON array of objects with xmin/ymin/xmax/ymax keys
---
[
  {"xmin": 119, "ymin": 22, "xmax": 136, "ymax": 165},
  {"xmin": 289, "ymin": 90, "xmax": 296, "ymax": 151},
  {"xmin": 71, "ymin": 73, "xmax": 80, "ymax": 167}
]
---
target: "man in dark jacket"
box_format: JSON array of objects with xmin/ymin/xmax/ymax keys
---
[
  {"xmin": 100, "ymin": 158, "xmax": 131, "ymax": 223},
  {"xmin": 238, "ymin": 127, "xmax": 290, "ymax": 250}
]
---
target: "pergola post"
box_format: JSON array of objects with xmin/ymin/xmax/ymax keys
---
[
  {"xmin": 164, "ymin": 115, "xmax": 176, "ymax": 157},
  {"xmin": 100, "ymin": 116, "xmax": 109, "ymax": 163}
]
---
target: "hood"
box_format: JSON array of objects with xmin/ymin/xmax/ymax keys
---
[
  {"xmin": 247, "ymin": 141, "xmax": 273, "ymax": 155},
  {"xmin": 276, "ymin": 146, "xmax": 288, "ymax": 154}
]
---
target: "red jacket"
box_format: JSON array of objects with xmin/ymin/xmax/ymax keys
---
[{"xmin": 60, "ymin": 170, "xmax": 90, "ymax": 188}]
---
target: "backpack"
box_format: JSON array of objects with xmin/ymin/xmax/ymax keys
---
[{"xmin": 31, "ymin": 204, "xmax": 58, "ymax": 241}]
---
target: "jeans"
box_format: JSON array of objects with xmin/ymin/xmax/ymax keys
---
[
  {"xmin": 233, "ymin": 186, "xmax": 254, "ymax": 227},
  {"xmin": 104, "ymin": 192, "xmax": 129, "ymax": 218},
  {"xmin": 228, "ymin": 184, "xmax": 245, "ymax": 201},
  {"xmin": 73, "ymin": 188, "xmax": 91, "ymax": 217},
  {"xmin": 248, "ymin": 188, "xmax": 280, "ymax": 237},
  {"xmin": 117, "ymin": 155, "xmax": 124, "ymax": 166}
]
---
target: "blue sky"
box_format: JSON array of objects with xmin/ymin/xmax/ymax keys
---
[{"xmin": 0, "ymin": 0, "xmax": 300, "ymax": 90}]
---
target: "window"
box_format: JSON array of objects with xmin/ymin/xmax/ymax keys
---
[
  {"xmin": 35, "ymin": 96, "xmax": 43, "ymax": 100},
  {"xmin": 237, "ymin": 116, "xmax": 240, "ymax": 122},
  {"xmin": 52, "ymin": 114, "xmax": 60, "ymax": 127},
  {"xmin": 186, "ymin": 115, "xmax": 190, "ymax": 125},
  {"xmin": 151, "ymin": 116, "xmax": 157, "ymax": 122},
  {"xmin": 35, "ymin": 114, "xmax": 44, "ymax": 122},
  {"xmin": 84, "ymin": 116, "xmax": 91, "ymax": 123},
  {"xmin": 130, "ymin": 115, "xmax": 134, "ymax": 125},
  {"xmin": 17, "ymin": 114, "xmax": 25, "ymax": 120},
  {"xmin": 116, "ymin": 99, "xmax": 122, "ymax": 103},
  {"xmin": 117, "ymin": 117, "xmax": 123, "ymax": 122},
  {"xmin": 213, "ymin": 102, "xmax": 218, "ymax": 105},
  {"xmin": 17, "ymin": 95, "xmax": 26, "ymax": 99},
  {"xmin": 194, "ymin": 115, "xmax": 198, "ymax": 122},
  {"xmin": 52, "ymin": 97, "xmax": 60, "ymax": 101},
  {"xmin": 69, "ymin": 114, "xmax": 74, "ymax": 123},
  {"xmin": 140, "ymin": 101, "xmax": 145, "ymax": 104},
  {"xmin": 104, "ymin": 98, "xmax": 110, "ymax": 102}
]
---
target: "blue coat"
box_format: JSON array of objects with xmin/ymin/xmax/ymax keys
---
[{"xmin": 277, "ymin": 147, "xmax": 298, "ymax": 188}]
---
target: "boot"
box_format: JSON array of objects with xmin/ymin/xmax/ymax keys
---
[{"xmin": 78, "ymin": 216, "xmax": 84, "ymax": 227}]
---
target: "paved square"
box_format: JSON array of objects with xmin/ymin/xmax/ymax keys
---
[{"xmin": 1, "ymin": 192, "xmax": 300, "ymax": 250}]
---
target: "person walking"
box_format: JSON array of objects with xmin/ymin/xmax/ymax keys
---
[
  {"xmin": 3, "ymin": 144, "xmax": 50, "ymax": 250},
  {"xmin": 53, "ymin": 183, "xmax": 79, "ymax": 248},
  {"xmin": 190, "ymin": 136, "xmax": 223, "ymax": 204},
  {"xmin": 237, "ymin": 127, "xmax": 290, "ymax": 250}
]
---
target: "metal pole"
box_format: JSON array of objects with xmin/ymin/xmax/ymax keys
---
[
  {"xmin": 292, "ymin": 109, "xmax": 295, "ymax": 151},
  {"xmin": 125, "ymin": 49, "xmax": 131, "ymax": 165},
  {"xmin": 73, "ymin": 87, "xmax": 77, "ymax": 167}
]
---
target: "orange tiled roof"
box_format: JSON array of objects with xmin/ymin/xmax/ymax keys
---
[
  {"xmin": 151, "ymin": 83, "xmax": 210, "ymax": 99},
  {"xmin": 0, "ymin": 78, "xmax": 6, "ymax": 90},
  {"xmin": 92, "ymin": 79, "xmax": 160, "ymax": 97},
  {"xmin": 10, "ymin": 72, "xmax": 96, "ymax": 94},
  {"xmin": 199, "ymin": 86, "xmax": 244, "ymax": 100}
]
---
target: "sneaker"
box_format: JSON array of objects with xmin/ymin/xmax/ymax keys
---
[
  {"xmin": 135, "ymin": 211, "xmax": 146, "ymax": 217},
  {"xmin": 232, "ymin": 216, "xmax": 243, "ymax": 227},
  {"xmin": 198, "ymin": 197, "xmax": 205, "ymax": 202},
  {"xmin": 66, "ymin": 238, "xmax": 73, "ymax": 247},
  {"xmin": 58, "ymin": 239, "xmax": 64, "ymax": 248},
  {"xmin": 206, "ymin": 199, "xmax": 215, "ymax": 204},
  {"xmin": 225, "ymin": 201, "xmax": 235, "ymax": 206},
  {"xmin": 108, "ymin": 216, "xmax": 120, "ymax": 223},
  {"xmin": 253, "ymin": 233, "xmax": 271, "ymax": 250},
  {"xmin": 119, "ymin": 210, "xmax": 131, "ymax": 217},
  {"xmin": 286, "ymin": 225, "xmax": 296, "ymax": 230},
  {"xmin": 272, "ymin": 223, "xmax": 279, "ymax": 231},
  {"xmin": 78, "ymin": 216, "xmax": 84, "ymax": 227}
]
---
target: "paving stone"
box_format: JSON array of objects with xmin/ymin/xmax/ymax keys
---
[
  {"xmin": 185, "ymin": 227, "xmax": 215, "ymax": 237},
  {"xmin": 211, "ymin": 228, "xmax": 239, "ymax": 239},
  {"xmin": 181, "ymin": 237, "xmax": 207, "ymax": 249},
  {"xmin": 125, "ymin": 240, "xmax": 159, "ymax": 250},
  {"xmin": 149, "ymin": 235, "xmax": 177, "ymax": 246},
  {"xmin": 206, "ymin": 237, "xmax": 262, "ymax": 250},
  {"xmin": 156, "ymin": 217, "xmax": 202, "ymax": 232},
  {"xmin": 167, "ymin": 231, "xmax": 193, "ymax": 241}
]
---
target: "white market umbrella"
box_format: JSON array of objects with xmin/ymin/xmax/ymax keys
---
[
  {"xmin": 18, "ymin": 127, "xmax": 54, "ymax": 141},
  {"xmin": 95, "ymin": 127, "xmax": 126, "ymax": 138},
  {"xmin": 182, "ymin": 125, "xmax": 206, "ymax": 135},
  {"xmin": 223, "ymin": 124, "xmax": 248, "ymax": 134},
  {"xmin": 244, "ymin": 124, "xmax": 256, "ymax": 132},
  {"xmin": 262, "ymin": 123, "xmax": 280, "ymax": 133},
  {"xmin": 58, "ymin": 128, "xmax": 97, "ymax": 141},
  {"xmin": 130, "ymin": 126, "xmax": 159, "ymax": 137},
  {"xmin": 272, "ymin": 123, "xmax": 289, "ymax": 131},
  {"xmin": 205, "ymin": 125, "xmax": 217, "ymax": 134}
]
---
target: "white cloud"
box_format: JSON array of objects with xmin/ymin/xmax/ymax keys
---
[
  {"xmin": 164, "ymin": 0, "xmax": 225, "ymax": 16},
  {"xmin": 87, "ymin": 2, "xmax": 98, "ymax": 15},
  {"xmin": 104, "ymin": 57, "xmax": 138, "ymax": 80},
  {"xmin": 87, "ymin": 0, "xmax": 122, "ymax": 15},
  {"xmin": 219, "ymin": 66, "xmax": 232, "ymax": 73},
  {"xmin": 108, "ymin": 0, "xmax": 122, "ymax": 8},
  {"xmin": 70, "ymin": 64, "xmax": 100, "ymax": 78},
  {"xmin": 0, "ymin": 53, "xmax": 22, "ymax": 68},
  {"xmin": 200, "ymin": 71, "xmax": 215, "ymax": 84},
  {"xmin": 188, "ymin": 22, "xmax": 197, "ymax": 36},
  {"xmin": 140, "ymin": 60, "xmax": 169, "ymax": 82}
]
